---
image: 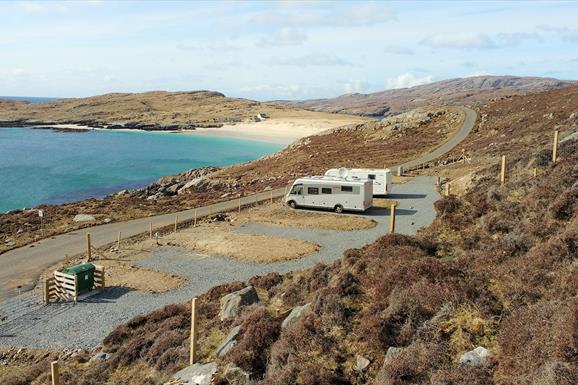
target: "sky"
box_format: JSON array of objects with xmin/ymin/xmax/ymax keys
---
[{"xmin": 0, "ymin": 0, "xmax": 577, "ymax": 100}]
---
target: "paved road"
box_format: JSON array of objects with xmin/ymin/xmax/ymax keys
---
[
  {"xmin": 397, "ymin": 106, "xmax": 476, "ymax": 171},
  {"xmin": 0, "ymin": 106, "xmax": 477, "ymax": 300}
]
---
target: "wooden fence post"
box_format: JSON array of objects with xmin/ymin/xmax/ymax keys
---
[
  {"xmin": 117, "ymin": 231, "xmax": 121, "ymax": 250},
  {"xmin": 174, "ymin": 215, "xmax": 178, "ymax": 233},
  {"xmin": 190, "ymin": 297, "xmax": 198, "ymax": 365},
  {"xmin": 533, "ymin": 167, "xmax": 537, "ymax": 177},
  {"xmin": 500, "ymin": 155, "xmax": 506, "ymax": 185},
  {"xmin": 194, "ymin": 209, "xmax": 197, "ymax": 226},
  {"xmin": 73, "ymin": 275, "xmax": 78, "ymax": 303},
  {"xmin": 86, "ymin": 233, "xmax": 91, "ymax": 260},
  {"xmin": 238, "ymin": 198, "xmax": 241, "ymax": 213},
  {"xmin": 389, "ymin": 204, "xmax": 396, "ymax": 234},
  {"xmin": 44, "ymin": 279, "xmax": 50, "ymax": 305},
  {"xmin": 149, "ymin": 222, "xmax": 153, "ymax": 239},
  {"xmin": 101, "ymin": 266, "xmax": 106, "ymax": 288},
  {"xmin": 51, "ymin": 361, "xmax": 59, "ymax": 385},
  {"xmin": 445, "ymin": 182, "xmax": 451, "ymax": 197},
  {"xmin": 552, "ymin": 130, "xmax": 559, "ymax": 163}
]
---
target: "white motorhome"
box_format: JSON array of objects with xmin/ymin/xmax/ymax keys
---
[
  {"xmin": 325, "ymin": 168, "xmax": 392, "ymax": 195},
  {"xmin": 285, "ymin": 176, "xmax": 373, "ymax": 213}
]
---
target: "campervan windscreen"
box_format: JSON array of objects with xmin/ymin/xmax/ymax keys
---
[{"xmin": 290, "ymin": 185, "xmax": 303, "ymax": 195}]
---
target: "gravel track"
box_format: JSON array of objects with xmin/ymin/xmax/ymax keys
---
[{"xmin": 0, "ymin": 177, "xmax": 438, "ymax": 349}]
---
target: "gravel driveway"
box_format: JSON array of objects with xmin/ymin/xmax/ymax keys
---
[{"xmin": 0, "ymin": 176, "xmax": 439, "ymax": 349}]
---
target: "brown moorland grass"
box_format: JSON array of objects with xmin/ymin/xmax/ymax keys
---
[{"xmin": 2, "ymin": 138, "xmax": 576, "ymax": 385}]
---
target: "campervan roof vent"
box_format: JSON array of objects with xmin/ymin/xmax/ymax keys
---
[{"xmin": 338, "ymin": 168, "xmax": 348, "ymax": 178}]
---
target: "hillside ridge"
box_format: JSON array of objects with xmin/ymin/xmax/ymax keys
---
[{"xmin": 276, "ymin": 75, "xmax": 575, "ymax": 116}]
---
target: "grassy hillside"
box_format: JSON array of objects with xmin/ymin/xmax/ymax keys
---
[
  {"xmin": 278, "ymin": 75, "xmax": 574, "ymax": 117},
  {"xmin": 0, "ymin": 90, "xmax": 360, "ymax": 129}
]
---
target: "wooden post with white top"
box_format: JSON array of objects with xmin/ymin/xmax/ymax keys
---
[{"xmin": 190, "ymin": 297, "xmax": 198, "ymax": 365}]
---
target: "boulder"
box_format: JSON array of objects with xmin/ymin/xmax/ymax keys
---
[
  {"xmin": 219, "ymin": 286, "xmax": 259, "ymax": 321},
  {"xmin": 216, "ymin": 325, "xmax": 241, "ymax": 357},
  {"xmin": 384, "ymin": 346, "xmax": 403, "ymax": 362},
  {"xmin": 373, "ymin": 347, "xmax": 403, "ymax": 385},
  {"xmin": 459, "ymin": 346, "xmax": 490, "ymax": 367},
  {"xmin": 354, "ymin": 354, "xmax": 370, "ymax": 371},
  {"xmin": 281, "ymin": 303, "xmax": 311, "ymax": 329},
  {"xmin": 166, "ymin": 183, "xmax": 182, "ymax": 194},
  {"xmin": 222, "ymin": 363, "xmax": 250, "ymax": 385},
  {"xmin": 89, "ymin": 352, "xmax": 110, "ymax": 362},
  {"xmin": 73, "ymin": 214, "xmax": 95, "ymax": 222},
  {"xmin": 169, "ymin": 362, "xmax": 217, "ymax": 385}
]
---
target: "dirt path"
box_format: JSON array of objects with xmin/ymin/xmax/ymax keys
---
[{"xmin": 0, "ymin": 107, "xmax": 476, "ymax": 301}]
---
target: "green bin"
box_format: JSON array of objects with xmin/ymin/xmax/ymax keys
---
[{"xmin": 62, "ymin": 262, "xmax": 95, "ymax": 292}]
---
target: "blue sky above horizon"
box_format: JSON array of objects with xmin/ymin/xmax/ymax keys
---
[{"xmin": 1, "ymin": 0, "xmax": 577, "ymax": 100}]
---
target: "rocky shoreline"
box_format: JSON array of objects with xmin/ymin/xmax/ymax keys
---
[{"xmin": 0, "ymin": 119, "xmax": 230, "ymax": 131}]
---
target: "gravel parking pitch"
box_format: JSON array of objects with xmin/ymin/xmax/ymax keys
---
[{"xmin": 0, "ymin": 176, "xmax": 438, "ymax": 349}]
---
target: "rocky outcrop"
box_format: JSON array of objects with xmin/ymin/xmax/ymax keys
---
[
  {"xmin": 216, "ymin": 325, "xmax": 241, "ymax": 357},
  {"xmin": 219, "ymin": 286, "xmax": 259, "ymax": 321},
  {"xmin": 168, "ymin": 362, "xmax": 217, "ymax": 385},
  {"xmin": 459, "ymin": 346, "xmax": 490, "ymax": 367},
  {"xmin": 127, "ymin": 166, "xmax": 226, "ymax": 201},
  {"xmin": 222, "ymin": 364, "xmax": 250, "ymax": 385},
  {"xmin": 373, "ymin": 347, "xmax": 403, "ymax": 385},
  {"xmin": 73, "ymin": 214, "xmax": 96, "ymax": 222},
  {"xmin": 89, "ymin": 352, "xmax": 110, "ymax": 363},
  {"xmin": 281, "ymin": 303, "xmax": 311, "ymax": 329}
]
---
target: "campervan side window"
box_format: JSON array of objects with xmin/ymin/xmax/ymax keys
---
[
  {"xmin": 368, "ymin": 174, "xmax": 376, "ymax": 180},
  {"xmin": 308, "ymin": 187, "xmax": 319, "ymax": 195},
  {"xmin": 290, "ymin": 185, "xmax": 303, "ymax": 195},
  {"xmin": 321, "ymin": 187, "xmax": 332, "ymax": 194},
  {"xmin": 341, "ymin": 186, "xmax": 353, "ymax": 192}
]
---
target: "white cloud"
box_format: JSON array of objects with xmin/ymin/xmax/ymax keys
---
[
  {"xmin": 272, "ymin": 53, "xmax": 351, "ymax": 67},
  {"xmin": 496, "ymin": 32, "xmax": 541, "ymax": 46},
  {"xmin": 238, "ymin": 84, "xmax": 305, "ymax": 98},
  {"xmin": 421, "ymin": 32, "xmax": 495, "ymax": 49},
  {"xmin": 344, "ymin": 80, "xmax": 364, "ymax": 94},
  {"xmin": 386, "ymin": 73, "xmax": 433, "ymax": 90},
  {"xmin": 421, "ymin": 31, "xmax": 542, "ymax": 49},
  {"xmin": 537, "ymin": 24, "xmax": 578, "ymax": 42},
  {"xmin": 383, "ymin": 46, "xmax": 414, "ymax": 55},
  {"xmin": 250, "ymin": 3, "xmax": 396, "ymax": 29},
  {"xmin": 259, "ymin": 28, "xmax": 307, "ymax": 47},
  {"xmin": 338, "ymin": 3, "xmax": 397, "ymax": 27}
]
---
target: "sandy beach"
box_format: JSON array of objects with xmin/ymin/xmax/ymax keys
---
[{"xmin": 189, "ymin": 116, "xmax": 368, "ymax": 145}]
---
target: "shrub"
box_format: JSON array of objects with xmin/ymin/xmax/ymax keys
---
[
  {"xmin": 224, "ymin": 306, "xmax": 281, "ymax": 377},
  {"xmin": 249, "ymin": 272, "xmax": 283, "ymax": 291},
  {"xmin": 495, "ymin": 299, "xmax": 578, "ymax": 385}
]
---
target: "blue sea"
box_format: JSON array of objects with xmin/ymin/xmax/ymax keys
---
[
  {"xmin": 0, "ymin": 127, "xmax": 282, "ymax": 213},
  {"xmin": 0, "ymin": 96, "xmax": 59, "ymax": 103}
]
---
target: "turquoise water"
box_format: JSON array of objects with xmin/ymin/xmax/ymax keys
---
[
  {"xmin": 0, "ymin": 96, "xmax": 58, "ymax": 103},
  {"xmin": 0, "ymin": 127, "xmax": 282, "ymax": 213}
]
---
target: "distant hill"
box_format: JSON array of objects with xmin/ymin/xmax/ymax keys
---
[
  {"xmin": 276, "ymin": 75, "xmax": 576, "ymax": 116},
  {"xmin": 0, "ymin": 90, "xmax": 351, "ymax": 130}
]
